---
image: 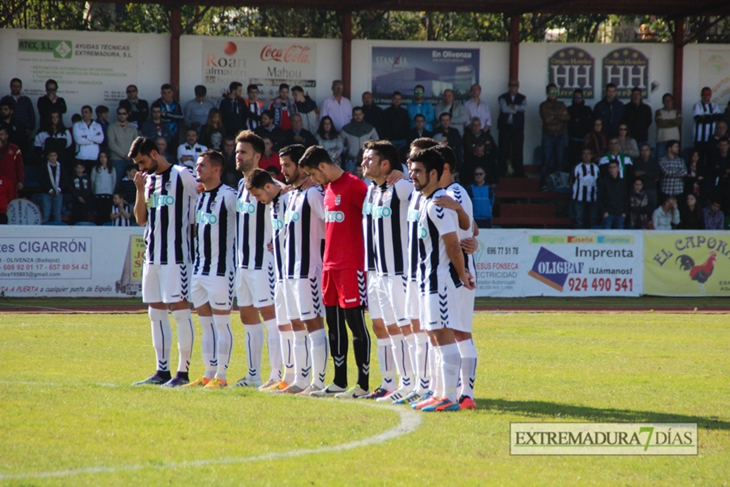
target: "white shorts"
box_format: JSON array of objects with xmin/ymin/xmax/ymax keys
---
[
  {"xmin": 142, "ymin": 263, "xmax": 191, "ymax": 304},
  {"xmin": 191, "ymin": 272, "xmax": 234, "ymax": 310},
  {"xmin": 236, "ymin": 262, "xmax": 275, "ymax": 308},
  {"xmin": 366, "ymin": 270, "xmax": 382, "ymax": 321},
  {"xmin": 455, "ymin": 285, "xmax": 476, "ymax": 333},
  {"xmin": 376, "ymin": 274, "xmax": 410, "ymax": 328},
  {"xmin": 406, "ymin": 280, "xmax": 420, "ymax": 321},
  {"xmin": 419, "ymin": 277, "xmax": 463, "ymax": 332},
  {"xmin": 274, "ymin": 281, "xmax": 291, "ymax": 326},
  {"xmin": 284, "ymin": 275, "xmax": 324, "ymax": 321}
]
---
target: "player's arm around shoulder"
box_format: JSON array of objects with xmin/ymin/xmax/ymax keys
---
[
  {"xmin": 393, "ymin": 178, "xmax": 414, "ymax": 200},
  {"xmin": 307, "ymin": 185, "xmax": 326, "ymax": 221}
]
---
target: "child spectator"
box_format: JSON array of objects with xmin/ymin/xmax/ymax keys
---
[
  {"xmin": 629, "ymin": 179, "xmax": 651, "ymax": 229},
  {"xmin": 38, "ymin": 149, "xmax": 68, "ymax": 223},
  {"xmin": 116, "ymin": 164, "xmax": 138, "ymax": 207},
  {"xmin": 703, "ymin": 197, "xmax": 724, "ymax": 230},
  {"xmin": 572, "ymin": 148, "xmax": 600, "ymax": 229},
  {"xmin": 652, "ymin": 196, "xmax": 680, "ymax": 230},
  {"xmin": 679, "ymin": 193, "xmax": 704, "ymax": 230},
  {"xmin": 91, "ymin": 151, "xmax": 116, "ymax": 225},
  {"xmin": 466, "ymin": 167, "xmax": 495, "ymax": 228},
  {"xmin": 110, "ymin": 191, "xmax": 131, "ymax": 227},
  {"xmin": 598, "ymin": 160, "xmax": 627, "ymax": 229},
  {"xmin": 71, "ymin": 161, "xmax": 93, "ymax": 224}
]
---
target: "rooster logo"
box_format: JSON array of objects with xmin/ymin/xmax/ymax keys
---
[{"xmin": 676, "ymin": 252, "xmax": 717, "ymax": 293}]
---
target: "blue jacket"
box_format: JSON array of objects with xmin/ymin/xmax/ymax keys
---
[
  {"xmin": 467, "ymin": 183, "xmax": 494, "ymax": 220},
  {"xmin": 593, "ymin": 97, "xmax": 625, "ymax": 137},
  {"xmin": 407, "ymin": 101, "xmax": 435, "ymax": 131}
]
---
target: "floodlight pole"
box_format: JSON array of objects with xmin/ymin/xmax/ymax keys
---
[
  {"xmin": 170, "ymin": 5, "xmax": 182, "ymax": 102},
  {"xmin": 672, "ymin": 17, "xmax": 684, "ymax": 109},
  {"xmin": 509, "ymin": 15, "xmax": 520, "ymax": 81}
]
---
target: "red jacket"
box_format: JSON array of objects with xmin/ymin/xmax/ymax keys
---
[{"xmin": 0, "ymin": 142, "xmax": 24, "ymax": 199}]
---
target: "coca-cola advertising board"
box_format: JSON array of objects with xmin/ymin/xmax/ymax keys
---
[{"xmin": 202, "ymin": 39, "xmax": 317, "ymax": 103}]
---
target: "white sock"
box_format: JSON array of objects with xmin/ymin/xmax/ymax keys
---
[
  {"xmin": 293, "ymin": 330, "xmax": 310, "ymax": 387},
  {"xmin": 309, "ymin": 328, "xmax": 328, "ymax": 389},
  {"xmin": 377, "ymin": 338, "xmax": 396, "ymax": 391},
  {"xmin": 414, "ymin": 332, "xmax": 430, "ymax": 393},
  {"xmin": 264, "ymin": 319, "xmax": 281, "ymax": 381},
  {"xmin": 243, "ymin": 323, "xmax": 264, "ymax": 381},
  {"xmin": 390, "ymin": 334, "xmax": 414, "ymax": 390},
  {"xmin": 281, "ymin": 329, "xmax": 295, "ymax": 384},
  {"xmin": 405, "ymin": 333, "xmax": 417, "ymax": 386},
  {"xmin": 213, "ymin": 314, "xmax": 233, "ymax": 382},
  {"xmin": 457, "ymin": 339, "xmax": 478, "ymax": 400},
  {"xmin": 431, "ymin": 345, "xmax": 442, "ymax": 396},
  {"xmin": 440, "ymin": 342, "xmax": 460, "ymax": 403},
  {"xmin": 171, "ymin": 309, "xmax": 194, "ymax": 373},
  {"xmin": 149, "ymin": 308, "xmax": 172, "ymax": 373},
  {"xmin": 199, "ymin": 315, "xmax": 217, "ymax": 380}
]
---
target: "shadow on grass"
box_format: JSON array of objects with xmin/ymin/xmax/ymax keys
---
[{"xmin": 476, "ymin": 398, "xmax": 730, "ymax": 431}]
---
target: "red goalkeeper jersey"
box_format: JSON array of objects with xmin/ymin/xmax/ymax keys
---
[{"xmin": 322, "ymin": 172, "xmax": 367, "ymax": 271}]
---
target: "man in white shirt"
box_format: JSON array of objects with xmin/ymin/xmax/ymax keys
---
[
  {"xmin": 73, "ymin": 105, "xmax": 104, "ymax": 173},
  {"xmin": 177, "ymin": 128, "xmax": 207, "ymax": 171},
  {"xmin": 464, "ymin": 84, "xmax": 492, "ymax": 133},
  {"xmin": 320, "ymin": 80, "xmax": 352, "ymax": 132}
]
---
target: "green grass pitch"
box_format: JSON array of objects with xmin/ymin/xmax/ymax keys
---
[{"xmin": 0, "ymin": 311, "xmax": 728, "ymax": 486}]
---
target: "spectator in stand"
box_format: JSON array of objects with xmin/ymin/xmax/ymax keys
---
[
  {"xmin": 152, "ymin": 83, "xmax": 184, "ymax": 144},
  {"xmin": 497, "ymin": 80, "xmax": 527, "ymax": 177},
  {"xmin": 464, "ymin": 140, "xmax": 498, "ymax": 189},
  {"xmin": 584, "ymin": 118, "xmax": 608, "ymax": 162},
  {"xmin": 693, "ymin": 87, "xmax": 722, "ymax": 161},
  {"xmin": 616, "ymin": 123, "xmax": 639, "ymax": 159},
  {"xmin": 464, "ymin": 83, "xmax": 492, "ymax": 133},
  {"xmin": 244, "ymin": 83, "xmax": 263, "ymax": 130},
  {"xmin": 71, "ymin": 113, "xmax": 81, "ymax": 125},
  {"xmin": 539, "ymin": 83, "xmax": 570, "ymax": 190},
  {"xmin": 463, "ymin": 117, "xmax": 493, "ymax": 155},
  {"xmin": 316, "ymin": 115, "xmax": 344, "ymax": 167},
  {"xmin": 70, "ymin": 161, "xmax": 93, "ymax": 224},
  {"xmin": 340, "ymin": 106, "xmax": 378, "ymax": 173},
  {"xmin": 199, "ymin": 108, "xmax": 224, "ymax": 150},
  {"xmin": 284, "ymin": 113, "xmax": 317, "ymax": 148},
  {"xmin": 116, "ymin": 164, "xmax": 138, "ymax": 208},
  {"xmin": 598, "ymin": 160, "xmax": 627, "ymax": 229},
  {"xmin": 292, "ymin": 85, "xmax": 318, "ymax": 134},
  {"xmin": 466, "ymin": 167, "xmax": 495, "ymax": 228},
  {"xmin": 567, "ymin": 88, "xmax": 593, "ymax": 169},
  {"xmin": 629, "ymin": 179, "xmax": 651, "ymax": 229},
  {"xmin": 406, "ymin": 114, "xmax": 433, "ymax": 145},
  {"xmin": 678, "ymin": 193, "xmax": 704, "ymax": 230},
  {"xmin": 320, "ymin": 80, "xmax": 352, "ymax": 132},
  {"xmin": 220, "ymin": 136, "xmax": 239, "ymax": 188},
  {"xmin": 183, "ymin": 85, "xmax": 215, "ymax": 134},
  {"xmin": 91, "ymin": 150, "xmax": 116, "ymax": 226},
  {"xmin": 73, "ymin": 105, "xmax": 104, "ymax": 173},
  {"xmin": 623, "ymin": 87, "xmax": 652, "ymax": 145},
  {"xmin": 684, "ymin": 149, "xmax": 704, "ymax": 198},
  {"xmin": 433, "ymin": 112, "xmax": 463, "ymax": 167},
  {"xmin": 254, "ymin": 110, "xmax": 285, "ymax": 149},
  {"xmin": 177, "ymin": 128, "xmax": 207, "ymax": 171},
  {"xmin": 435, "ymin": 88, "xmax": 468, "ymax": 128},
  {"xmin": 140, "ymin": 105, "xmax": 172, "ymax": 144},
  {"xmin": 107, "ymin": 105, "xmax": 138, "ymax": 181},
  {"xmin": 658, "ymin": 140, "xmax": 687, "ymax": 200},
  {"xmin": 723, "ymin": 100, "xmax": 730, "ymax": 129},
  {"xmin": 572, "ymin": 148, "xmax": 600, "ymax": 229},
  {"xmin": 593, "ymin": 83, "xmax": 624, "ymax": 137},
  {"xmin": 703, "ymin": 197, "xmax": 724, "ymax": 230},
  {"xmin": 633, "ymin": 143, "xmax": 661, "ymax": 211},
  {"xmin": 111, "ymin": 191, "xmax": 132, "ymax": 227},
  {"xmin": 38, "ymin": 148, "xmax": 67, "ymax": 224},
  {"xmin": 155, "ymin": 137, "xmax": 176, "ymax": 165},
  {"xmin": 655, "ymin": 93, "xmax": 682, "ymax": 160},
  {"xmin": 0, "ymin": 100, "xmax": 25, "ymax": 150},
  {"xmin": 707, "ymin": 137, "xmax": 730, "ymax": 196},
  {"xmin": 708, "ymin": 121, "xmax": 729, "ymax": 158},
  {"xmin": 119, "ymin": 84, "xmax": 148, "ymax": 129},
  {"xmin": 407, "ymin": 84, "xmax": 435, "ymax": 131},
  {"xmin": 598, "ymin": 137, "xmax": 633, "ymax": 181},
  {"xmin": 652, "ymin": 196, "xmax": 679, "ymax": 230},
  {"xmin": 1, "ymin": 78, "xmax": 34, "ymax": 148},
  {"xmin": 37, "ymin": 79, "xmax": 67, "ymax": 130},
  {"xmin": 383, "ymin": 91, "xmax": 410, "ymax": 149},
  {"xmin": 260, "ymin": 136, "xmax": 281, "ymax": 175},
  {"xmin": 268, "ymin": 83, "xmax": 297, "ymax": 131},
  {"xmin": 34, "ymin": 110, "xmax": 73, "ymax": 169},
  {"xmin": 360, "ymin": 91, "xmax": 384, "ymax": 137},
  {"xmin": 95, "ymin": 105, "xmax": 110, "ymax": 150}
]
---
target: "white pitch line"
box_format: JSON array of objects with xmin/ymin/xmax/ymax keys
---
[{"xmin": 0, "ymin": 402, "xmax": 422, "ymax": 480}]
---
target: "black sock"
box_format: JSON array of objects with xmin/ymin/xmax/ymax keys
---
[
  {"xmin": 175, "ymin": 371, "xmax": 189, "ymax": 381},
  {"xmin": 326, "ymin": 305, "xmax": 348, "ymax": 388},
  {"xmin": 156, "ymin": 370, "xmax": 172, "ymax": 381},
  {"xmin": 345, "ymin": 306, "xmax": 371, "ymax": 391}
]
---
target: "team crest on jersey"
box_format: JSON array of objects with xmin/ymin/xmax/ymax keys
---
[
  {"xmin": 210, "ymin": 199, "xmax": 217, "ymax": 209},
  {"xmin": 165, "ymin": 181, "xmax": 172, "ymax": 191},
  {"xmin": 335, "ymin": 195, "xmax": 341, "ymax": 205}
]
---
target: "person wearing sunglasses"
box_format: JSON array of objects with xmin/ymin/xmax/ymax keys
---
[
  {"xmin": 37, "ymin": 79, "xmax": 67, "ymax": 130},
  {"xmin": 539, "ymin": 83, "xmax": 570, "ymax": 191},
  {"xmin": 407, "ymin": 84, "xmax": 434, "ymax": 132},
  {"xmin": 118, "ymin": 84, "xmax": 149, "ymax": 129}
]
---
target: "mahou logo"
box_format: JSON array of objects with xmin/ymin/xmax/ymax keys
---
[{"xmin": 260, "ymin": 44, "xmax": 311, "ymax": 63}]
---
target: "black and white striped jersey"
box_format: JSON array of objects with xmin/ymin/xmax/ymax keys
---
[
  {"xmin": 417, "ymin": 188, "xmax": 462, "ymax": 295},
  {"xmin": 143, "ymin": 164, "xmax": 197, "ymax": 265},
  {"xmin": 283, "ymin": 185, "xmax": 325, "ymax": 279},
  {"xmin": 443, "ymin": 182, "xmax": 475, "ymax": 275},
  {"xmin": 572, "ymin": 163, "xmax": 599, "ymax": 202},
  {"xmin": 362, "ymin": 183, "xmax": 377, "ymax": 272},
  {"xmin": 193, "ymin": 184, "xmax": 237, "ymax": 276},
  {"xmin": 236, "ymin": 177, "xmax": 272, "ymax": 270},
  {"xmin": 373, "ymin": 179, "xmax": 413, "ymax": 277},
  {"xmin": 270, "ymin": 190, "xmax": 291, "ymax": 281},
  {"xmin": 112, "ymin": 204, "xmax": 131, "ymax": 227},
  {"xmin": 406, "ymin": 190, "xmax": 423, "ymax": 282},
  {"xmin": 693, "ymin": 101, "xmax": 721, "ymax": 143}
]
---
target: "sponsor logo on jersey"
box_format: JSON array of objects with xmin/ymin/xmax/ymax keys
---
[
  {"xmin": 149, "ymin": 193, "xmax": 176, "ymax": 208},
  {"xmin": 363, "ymin": 202, "xmax": 373, "ymax": 215},
  {"xmin": 236, "ymin": 199, "xmax": 256, "ymax": 214},
  {"xmin": 197, "ymin": 211, "xmax": 219, "ymax": 225},
  {"xmin": 272, "ymin": 218, "xmax": 285, "ymax": 230},
  {"xmin": 418, "ymin": 224, "xmax": 428, "ymax": 239},
  {"xmin": 325, "ymin": 209, "xmax": 345, "ymax": 222},
  {"xmin": 284, "ymin": 210, "xmax": 301, "ymax": 223},
  {"xmin": 372, "ymin": 207, "xmax": 392, "ymax": 219},
  {"xmin": 407, "ymin": 209, "xmax": 419, "ymax": 221}
]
